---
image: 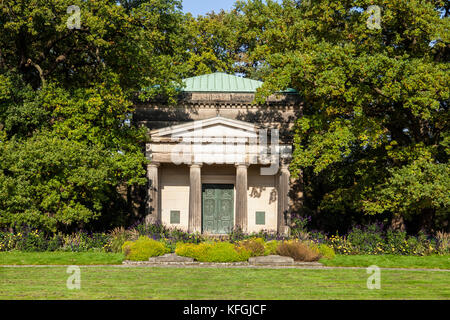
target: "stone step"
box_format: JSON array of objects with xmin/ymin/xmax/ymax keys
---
[
  {"xmin": 249, "ymin": 255, "xmax": 295, "ymax": 266},
  {"xmin": 148, "ymin": 253, "xmax": 194, "ymax": 263}
]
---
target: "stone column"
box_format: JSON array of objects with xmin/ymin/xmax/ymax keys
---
[
  {"xmin": 146, "ymin": 163, "xmax": 160, "ymax": 225},
  {"xmin": 235, "ymin": 164, "xmax": 248, "ymax": 233},
  {"xmin": 277, "ymin": 164, "xmax": 290, "ymax": 234},
  {"xmin": 188, "ymin": 164, "xmax": 202, "ymax": 233}
]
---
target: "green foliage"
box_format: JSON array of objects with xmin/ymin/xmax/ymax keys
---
[
  {"xmin": 263, "ymin": 240, "xmax": 280, "ymax": 256},
  {"xmin": 436, "ymin": 231, "xmax": 450, "ymax": 255},
  {"xmin": 0, "ymin": 229, "xmax": 108, "ymax": 252},
  {"xmin": 0, "ymin": 0, "xmax": 187, "ymax": 232},
  {"xmin": 237, "ymin": 237, "xmax": 266, "ymax": 257},
  {"xmin": 317, "ymin": 244, "xmax": 336, "ymax": 260},
  {"xmin": 183, "ymin": 11, "xmax": 241, "ymax": 76},
  {"xmin": 136, "ymin": 222, "xmax": 203, "ymax": 243},
  {"xmin": 104, "ymin": 227, "xmax": 139, "ymax": 253},
  {"xmin": 0, "ymin": 133, "xmax": 125, "ymax": 232},
  {"xmin": 347, "ymin": 224, "xmax": 385, "ymax": 255},
  {"xmin": 59, "ymin": 233, "xmax": 110, "ymax": 252},
  {"xmin": 175, "ymin": 242, "xmax": 251, "ymax": 262},
  {"xmin": 290, "ymin": 215, "xmax": 311, "ymax": 240},
  {"xmin": 236, "ymin": 0, "xmax": 450, "ymax": 231},
  {"xmin": 122, "ymin": 236, "xmax": 169, "ymax": 261},
  {"xmin": 327, "ymin": 224, "xmax": 442, "ymax": 256},
  {"xmin": 0, "ymin": 230, "xmax": 47, "ymax": 252}
]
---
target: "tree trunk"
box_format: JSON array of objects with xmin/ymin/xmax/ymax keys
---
[{"xmin": 391, "ymin": 213, "xmax": 406, "ymax": 232}]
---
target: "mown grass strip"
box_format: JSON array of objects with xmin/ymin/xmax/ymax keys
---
[
  {"xmin": 0, "ymin": 252, "xmax": 124, "ymax": 265},
  {"xmin": 0, "ymin": 267, "xmax": 448, "ymax": 300},
  {"xmin": 319, "ymin": 254, "xmax": 450, "ymax": 270}
]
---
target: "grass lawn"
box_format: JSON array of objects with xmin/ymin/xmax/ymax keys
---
[
  {"xmin": 0, "ymin": 252, "xmax": 125, "ymax": 265},
  {"xmin": 0, "ymin": 266, "xmax": 449, "ymax": 300},
  {"xmin": 319, "ymin": 254, "xmax": 450, "ymax": 270},
  {"xmin": 1, "ymin": 252, "xmax": 449, "ymax": 269}
]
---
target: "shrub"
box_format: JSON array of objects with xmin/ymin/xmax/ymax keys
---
[
  {"xmin": 347, "ymin": 224, "xmax": 384, "ymax": 255},
  {"xmin": 105, "ymin": 227, "xmax": 139, "ymax": 253},
  {"xmin": 59, "ymin": 232, "xmax": 109, "ymax": 252},
  {"xmin": 414, "ymin": 231, "xmax": 436, "ymax": 256},
  {"xmin": 206, "ymin": 242, "xmax": 251, "ymax": 262},
  {"xmin": 385, "ymin": 229, "xmax": 410, "ymax": 255},
  {"xmin": 135, "ymin": 222, "xmax": 204, "ymax": 244},
  {"xmin": 122, "ymin": 236, "xmax": 169, "ymax": 261},
  {"xmin": 317, "ymin": 244, "xmax": 335, "ymax": 260},
  {"xmin": 237, "ymin": 238, "xmax": 265, "ymax": 257},
  {"xmin": 290, "ymin": 215, "xmax": 311, "ymax": 240},
  {"xmin": 228, "ymin": 227, "xmax": 247, "ymax": 243},
  {"xmin": 263, "ymin": 240, "xmax": 279, "ymax": 256},
  {"xmin": 436, "ymin": 232, "xmax": 450, "ymax": 255},
  {"xmin": 46, "ymin": 233, "xmax": 63, "ymax": 251},
  {"xmin": 175, "ymin": 242, "xmax": 208, "ymax": 260},
  {"xmin": 176, "ymin": 242, "xmax": 251, "ymax": 262},
  {"xmin": 276, "ymin": 240, "xmax": 321, "ymax": 262},
  {"xmin": 327, "ymin": 234, "xmax": 354, "ymax": 255}
]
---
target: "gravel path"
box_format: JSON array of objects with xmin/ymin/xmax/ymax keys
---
[{"xmin": 1, "ymin": 263, "xmax": 449, "ymax": 272}]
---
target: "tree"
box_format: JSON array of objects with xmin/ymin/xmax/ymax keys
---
[
  {"xmin": 0, "ymin": 0, "xmax": 186, "ymax": 232},
  {"xmin": 241, "ymin": 0, "xmax": 449, "ymax": 232},
  {"xmin": 182, "ymin": 10, "xmax": 241, "ymax": 76}
]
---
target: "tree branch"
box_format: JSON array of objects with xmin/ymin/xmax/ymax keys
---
[{"xmin": 26, "ymin": 59, "xmax": 46, "ymax": 87}]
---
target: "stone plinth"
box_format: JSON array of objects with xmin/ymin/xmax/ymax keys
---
[
  {"xmin": 148, "ymin": 254, "xmax": 194, "ymax": 263},
  {"xmin": 248, "ymin": 255, "xmax": 294, "ymax": 266}
]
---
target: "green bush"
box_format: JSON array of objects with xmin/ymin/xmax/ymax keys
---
[
  {"xmin": 263, "ymin": 240, "xmax": 279, "ymax": 256},
  {"xmin": 347, "ymin": 224, "xmax": 384, "ymax": 255},
  {"xmin": 436, "ymin": 232, "xmax": 450, "ymax": 255},
  {"xmin": 175, "ymin": 242, "xmax": 207, "ymax": 260},
  {"xmin": 176, "ymin": 242, "xmax": 251, "ymax": 262},
  {"xmin": 122, "ymin": 236, "xmax": 169, "ymax": 261},
  {"xmin": 317, "ymin": 244, "xmax": 335, "ymax": 260},
  {"xmin": 384, "ymin": 229, "xmax": 411, "ymax": 255}
]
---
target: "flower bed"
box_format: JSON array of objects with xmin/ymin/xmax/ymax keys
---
[{"xmin": 1, "ymin": 222, "xmax": 448, "ymax": 257}]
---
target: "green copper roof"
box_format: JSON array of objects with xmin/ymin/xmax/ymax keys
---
[{"xmin": 182, "ymin": 72, "xmax": 296, "ymax": 93}]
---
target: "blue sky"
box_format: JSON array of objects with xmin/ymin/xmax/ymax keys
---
[{"xmin": 182, "ymin": 0, "xmax": 237, "ymax": 16}]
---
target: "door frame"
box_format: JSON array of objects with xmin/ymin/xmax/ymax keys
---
[{"xmin": 201, "ymin": 183, "xmax": 235, "ymax": 235}]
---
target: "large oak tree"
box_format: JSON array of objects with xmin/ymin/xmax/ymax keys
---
[{"xmin": 0, "ymin": 0, "xmax": 186, "ymax": 232}]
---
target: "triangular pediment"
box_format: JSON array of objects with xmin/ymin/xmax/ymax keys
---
[{"xmin": 150, "ymin": 116, "xmax": 259, "ymax": 140}]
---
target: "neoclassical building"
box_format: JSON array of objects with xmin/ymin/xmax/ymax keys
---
[{"xmin": 133, "ymin": 73, "xmax": 302, "ymax": 235}]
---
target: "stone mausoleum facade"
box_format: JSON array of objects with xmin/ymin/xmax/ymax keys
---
[{"xmin": 133, "ymin": 73, "xmax": 303, "ymax": 235}]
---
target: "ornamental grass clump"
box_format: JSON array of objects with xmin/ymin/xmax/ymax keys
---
[
  {"xmin": 237, "ymin": 238, "xmax": 265, "ymax": 257},
  {"xmin": 436, "ymin": 232, "xmax": 450, "ymax": 255},
  {"xmin": 122, "ymin": 236, "xmax": 169, "ymax": 261},
  {"xmin": 276, "ymin": 240, "xmax": 321, "ymax": 262},
  {"xmin": 105, "ymin": 227, "xmax": 139, "ymax": 253}
]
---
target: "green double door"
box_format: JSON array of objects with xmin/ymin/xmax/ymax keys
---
[{"xmin": 202, "ymin": 184, "xmax": 234, "ymax": 235}]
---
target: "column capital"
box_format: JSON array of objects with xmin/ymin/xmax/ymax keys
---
[
  {"xmin": 235, "ymin": 163, "xmax": 249, "ymax": 168},
  {"xmin": 190, "ymin": 163, "xmax": 203, "ymax": 169},
  {"xmin": 148, "ymin": 162, "xmax": 160, "ymax": 168}
]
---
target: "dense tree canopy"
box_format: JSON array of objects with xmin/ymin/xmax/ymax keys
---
[
  {"xmin": 241, "ymin": 0, "xmax": 449, "ymax": 232},
  {"xmin": 0, "ymin": 0, "xmax": 186, "ymax": 232}
]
